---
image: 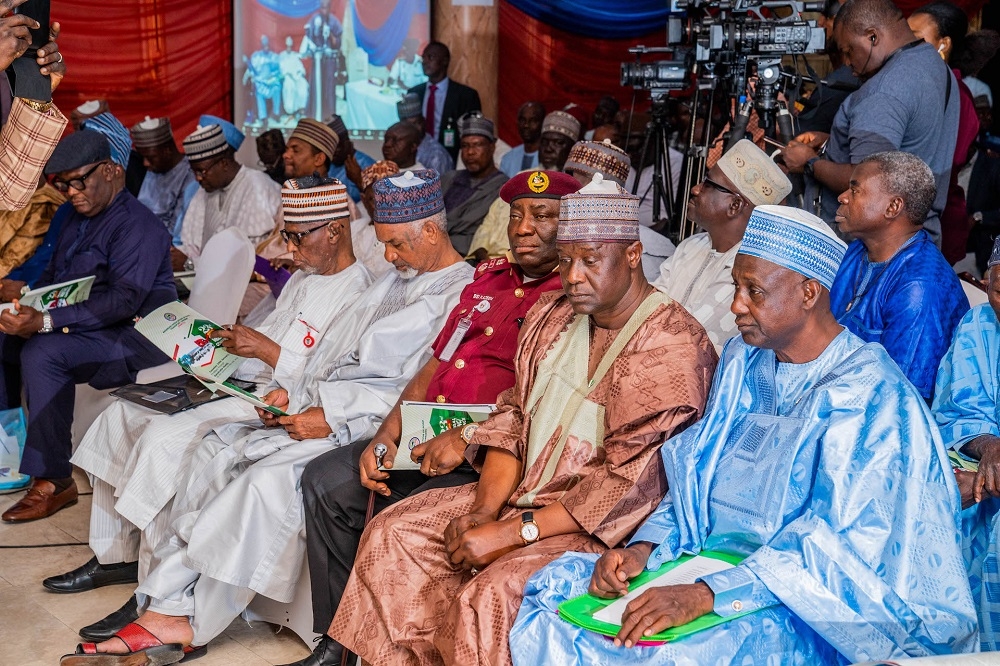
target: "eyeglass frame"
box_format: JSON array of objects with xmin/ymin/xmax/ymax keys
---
[
  {"xmin": 51, "ymin": 161, "xmax": 107, "ymax": 193},
  {"xmin": 280, "ymin": 218, "xmax": 344, "ymax": 246},
  {"xmin": 191, "ymin": 156, "xmax": 225, "ymax": 179}
]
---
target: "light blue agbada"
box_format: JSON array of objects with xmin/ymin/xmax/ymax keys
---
[
  {"xmin": 933, "ymin": 302, "xmax": 1000, "ymax": 651},
  {"xmin": 513, "ymin": 329, "xmax": 978, "ymax": 665}
]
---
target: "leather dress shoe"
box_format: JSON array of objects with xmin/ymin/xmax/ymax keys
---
[
  {"xmin": 277, "ymin": 634, "xmax": 343, "ymax": 666},
  {"xmin": 2, "ymin": 477, "xmax": 77, "ymax": 522},
  {"xmin": 78, "ymin": 595, "xmax": 140, "ymax": 642},
  {"xmin": 43, "ymin": 556, "xmax": 139, "ymax": 593}
]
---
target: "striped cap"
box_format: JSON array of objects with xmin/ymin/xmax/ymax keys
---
[
  {"xmin": 326, "ymin": 114, "xmax": 348, "ymax": 138},
  {"xmin": 542, "ymin": 110, "xmax": 581, "ymax": 141},
  {"xmin": 81, "ymin": 112, "xmax": 132, "ymax": 166},
  {"xmin": 290, "ymin": 118, "xmax": 340, "ymax": 161},
  {"xmin": 182, "ymin": 124, "xmax": 229, "ymax": 162},
  {"xmin": 282, "ymin": 175, "xmax": 350, "ymax": 225},
  {"xmin": 558, "ymin": 173, "xmax": 639, "ymax": 244},
  {"xmin": 372, "ymin": 169, "xmax": 444, "ymax": 224},
  {"xmin": 396, "ymin": 93, "xmax": 421, "ymax": 120},
  {"xmin": 564, "ymin": 139, "xmax": 631, "ymax": 186},
  {"xmin": 130, "ymin": 116, "xmax": 174, "ymax": 149},
  {"xmin": 458, "ymin": 113, "xmax": 495, "ymax": 141},
  {"xmin": 738, "ymin": 205, "xmax": 846, "ymax": 289},
  {"xmin": 361, "ymin": 160, "xmax": 399, "ymax": 191}
]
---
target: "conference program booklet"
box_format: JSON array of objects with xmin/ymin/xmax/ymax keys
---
[
  {"xmin": 12, "ymin": 276, "xmax": 96, "ymax": 311},
  {"xmin": 557, "ymin": 551, "xmax": 757, "ymax": 644},
  {"xmin": 134, "ymin": 301, "xmax": 245, "ymax": 383},
  {"xmin": 196, "ymin": 377, "xmax": 289, "ymax": 417},
  {"xmin": 388, "ymin": 401, "xmax": 495, "ymax": 471},
  {"xmin": 949, "ymin": 449, "xmax": 980, "ymax": 473}
]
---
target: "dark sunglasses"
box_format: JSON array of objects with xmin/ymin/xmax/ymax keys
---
[
  {"xmin": 702, "ymin": 177, "xmax": 740, "ymax": 197},
  {"xmin": 52, "ymin": 161, "xmax": 106, "ymax": 193},
  {"xmin": 281, "ymin": 220, "xmax": 334, "ymax": 246}
]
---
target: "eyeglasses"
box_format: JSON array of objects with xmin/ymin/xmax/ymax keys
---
[
  {"xmin": 280, "ymin": 220, "xmax": 333, "ymax": 246},
  {"xmin": 702, "ymin": 177, "xmax": 740, "ymax": 197},
  {"xmin": 52, "ymin": 162, "xmax": 106, "ymax": 193},
  {"xmin": 191, "ymin": 158, "xmax": 224, "ymax": 179}
]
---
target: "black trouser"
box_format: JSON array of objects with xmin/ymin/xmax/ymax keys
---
[{"xmin": 300, "ymin": 438, "xmax": 480, "ymax": 640}]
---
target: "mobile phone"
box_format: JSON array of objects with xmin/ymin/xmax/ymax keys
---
[{"xmin": 14, "ymin": 0, "xmax": 49, "ymax": 55}]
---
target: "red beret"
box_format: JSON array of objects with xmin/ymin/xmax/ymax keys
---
[{"xmin": 499, "ymin": 170, "xmax": 581, "ymax": 204}]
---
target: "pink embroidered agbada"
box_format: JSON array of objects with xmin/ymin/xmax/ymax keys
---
[{"xmin": 331, "ymin": 291, "xmax": 718, "ymax": 665}]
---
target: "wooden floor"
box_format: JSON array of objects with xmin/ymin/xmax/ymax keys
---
[{"xmin": 0, "ymin": 469, "xmax": 312, "ymax": 666}]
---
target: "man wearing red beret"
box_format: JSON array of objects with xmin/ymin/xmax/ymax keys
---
[{"xmin": 282, "ymin": 170, "xmax": 581, "ymax": 666}]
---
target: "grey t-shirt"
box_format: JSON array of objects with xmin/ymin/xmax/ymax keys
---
[{"xmin": 815, "ymin": 40, "xmax": 959, "ymax": 243}]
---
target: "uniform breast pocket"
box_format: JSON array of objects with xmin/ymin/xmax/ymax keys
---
[{"xmin": 709, "ymin": 414, "xmax": 811, "ymax": 538}]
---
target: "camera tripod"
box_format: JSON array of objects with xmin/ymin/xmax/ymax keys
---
[{"xmin": 629, "ymin": 99, "xmax": 680, "ymax": 240}]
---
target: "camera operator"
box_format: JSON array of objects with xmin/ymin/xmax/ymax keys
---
[
  {"xmin": 782, "ymin": 0, "xmax": 958, "ymax": 245},
  {"xmin": 0, "ymin": 0, "xmax": 67, "ymax": 211}
]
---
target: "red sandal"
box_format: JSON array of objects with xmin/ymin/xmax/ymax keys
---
[{"xmin": 60, "ymin": 622, "xmax": 185, "ymax": 666}]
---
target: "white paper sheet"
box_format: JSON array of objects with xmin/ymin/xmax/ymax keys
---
[{"xmin": 593, "ymin": 555, "xmax": 735, "ymax": 625}]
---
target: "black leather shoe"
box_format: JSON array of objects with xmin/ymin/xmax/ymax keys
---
[
  {"xmin": 278, "ymin": 634, "xmax": 343, "ymax": 666},
  {"xmin": 78, "ymin": 595, "xmax": 140, "ymax": 642},
  {"xmin": 42, "ymin": 556, "xmax": 138, "ymax": 593}
]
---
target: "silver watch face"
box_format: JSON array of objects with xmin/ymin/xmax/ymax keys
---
[{"xmin": 521, "ymin": 522, "xmax": 540, "ymax": 542}]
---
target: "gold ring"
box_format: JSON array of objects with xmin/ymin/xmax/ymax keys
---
[{"xmin": 429, "ymin": 468, "xmax": 438, "ymax": 475}]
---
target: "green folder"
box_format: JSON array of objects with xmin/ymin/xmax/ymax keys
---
[{"xmin": 557, "ymin": 550, "xmax": 758, "ymax": 644}]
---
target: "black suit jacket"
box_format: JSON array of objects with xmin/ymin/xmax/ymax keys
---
[{"xmin": 408, "ymin": 78, "xmax": 482, "ymax": 162}]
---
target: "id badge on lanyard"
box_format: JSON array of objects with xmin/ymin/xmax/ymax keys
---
[
  {"xmin": 297, "ymin": 317, "xmax": 319, "ymax": 348},
  {"xmin": 440, "ymin": 299, "xmax": 490, "ymax": 362}
]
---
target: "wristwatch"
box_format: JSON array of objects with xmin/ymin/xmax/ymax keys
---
[
  {"xmin": 39, "ymin": 313, "xmax": 53, "ymax": 334},
  {"xmin": 460, "ymin": 423, "xmax": 479, "ymax": 444},
  {"xmin": 519, "ymin": 512, "xmax": 540, "ymax": 545},
  {"xmin": 804, "ymin": 156, "xmax": 820, "ymax": 176},
  {"xmin": 21, "ymin": 98, "xmax": 52, "ymax": 113}
]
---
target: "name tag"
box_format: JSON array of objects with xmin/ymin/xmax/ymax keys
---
[{"xmin": 439, "ymin": 316, "xmax": 472, "ymax": 362}]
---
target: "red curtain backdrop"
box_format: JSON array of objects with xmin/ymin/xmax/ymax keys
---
[
  {"xmin": 50, "ymin": 0, "xmax": 232, "ymax": 142},
  {"xmin": 496, "ymin": 1, "xmax": 663, "ymax": 146}
]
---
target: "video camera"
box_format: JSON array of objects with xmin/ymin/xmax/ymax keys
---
[{"xmin": 621, "ymin": 0, "xmax": 825, "ymax": 99}]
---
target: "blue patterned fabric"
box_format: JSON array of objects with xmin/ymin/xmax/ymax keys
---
[
  {"xmin": 831, "ymin": 230, "xmax": 969, "ymax": 400},
  {"xmin": 513, "ymin": 330, "xmax": 978, "ymax": 665},
  {"xmin": 738, "ymin": 205, "xmax": 846, "ymax": 289},
  {"xmin": 81, "ymin": 112, "xmax": 132, "ymax": 167},
  {"xmin": 372, "ymin": 168, "xmax": 443, "ymax": 224},
  {"xmin": 199, "ymin": 115, "xmax": 244, "ymax": 151},
  {"xmin": 933, "ymin": 303, "xmax": 1000, "ymax": 650}
]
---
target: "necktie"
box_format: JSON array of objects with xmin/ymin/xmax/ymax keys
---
[{"xmin": 426, "ymin": 83, "xmax": 438, "ymax": 137}]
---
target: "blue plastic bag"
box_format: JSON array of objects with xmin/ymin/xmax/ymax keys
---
[{"xmin": 0, "ymin": 408, "xmax": 28, "ymax": 492}]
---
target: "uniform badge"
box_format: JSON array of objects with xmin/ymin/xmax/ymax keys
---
[{"xmin": 528, "ymin": 171, "xmax": 549, "ymax": 193}]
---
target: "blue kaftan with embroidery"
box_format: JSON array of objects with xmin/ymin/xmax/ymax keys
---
[
  {"xmin": 830, "ymin": 230, "xmax": 969, "ymax": 400},
  {"xmin": 933, "ymin": 303, "xmax": 1000, "ymax": 651},
  {"xmin": 512, "ymin": 330, "xmax": 978, "ymax": 665}
]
